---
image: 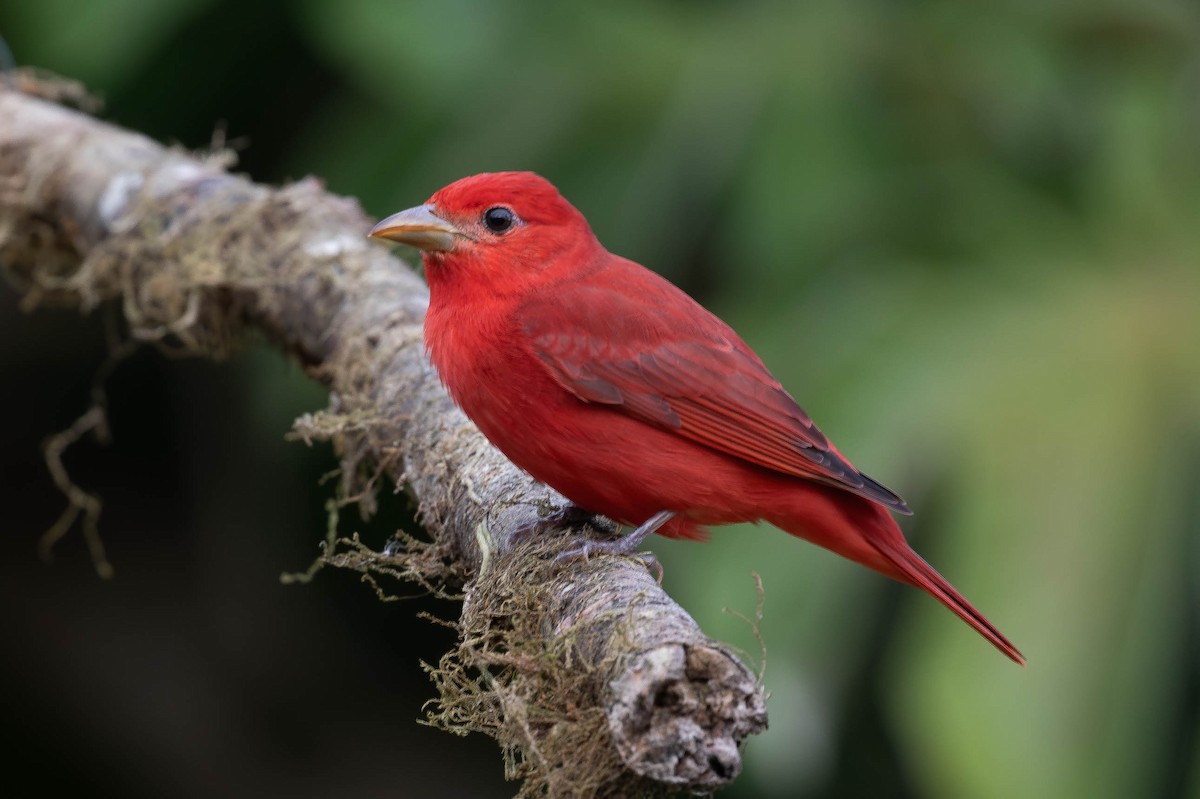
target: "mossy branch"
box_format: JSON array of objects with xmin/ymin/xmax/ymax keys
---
[{"xmin": 0, "ymin": 77, "xmax": 767, "ymax": 796}]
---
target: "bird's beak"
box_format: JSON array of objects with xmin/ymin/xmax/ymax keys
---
[{"xmin": 368, "ymin": 204, "xmax": 463, "ymax": 252}]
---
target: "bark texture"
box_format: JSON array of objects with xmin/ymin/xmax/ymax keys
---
[{"xmin": 0, "ymin": 80, "xmax": 767, "ymax": 796}]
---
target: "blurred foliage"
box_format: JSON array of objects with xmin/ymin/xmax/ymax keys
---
[{"xmin": 2, "ymin": 0, "xmax": 1198, "ymax": 797}]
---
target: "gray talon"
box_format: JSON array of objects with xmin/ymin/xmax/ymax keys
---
[{"xmin": 554, "ymin": 510, "xmax": 675, "ymax": 580}]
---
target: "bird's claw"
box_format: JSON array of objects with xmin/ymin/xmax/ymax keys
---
[
  {"xmin": 511, "ymin": 502, "xmax": 608, "ymax": 546},
  {"xmin": 640, "ymin": 551, "xmax": 664, "ymax": 585},
  {"xmin": 552, "ymin": 509, "xmax": 675, "ymax": 583},
  {"xmin": 552, "ymin": 540, "xmax": 663, "ymax": 583}
]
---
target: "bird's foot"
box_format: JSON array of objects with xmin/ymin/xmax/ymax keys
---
[
  {"xmin": 510, "ymin": 502, "xmax": 607, "ymax": 546},
  {"xmin": 554, "ymin": 510, "xmax": 675, "ymax": 583}
]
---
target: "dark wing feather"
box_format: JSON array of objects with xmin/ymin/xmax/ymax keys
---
[{"xmin": 519, "ymin": 279, "xmax": 911, "ymax": 514}]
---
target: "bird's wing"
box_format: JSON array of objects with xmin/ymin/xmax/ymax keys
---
[{"xmin": 518, "ymin": 275, "xmax": 911, "ymax": 514}]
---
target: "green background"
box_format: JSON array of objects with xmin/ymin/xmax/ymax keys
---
[{"xmin": 1, "ymin": 1, "xmax": 1197, "ymax": 797}]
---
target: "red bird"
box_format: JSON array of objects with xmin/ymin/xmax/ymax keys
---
[{"xmin": 370, "ymin": 172, "xmax": 1023, "ymax": 665}]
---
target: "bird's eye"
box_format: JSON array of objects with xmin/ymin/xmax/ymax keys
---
[{"xmin": 483, "ymin": 206, "xmax": 515, "ymax": 234}]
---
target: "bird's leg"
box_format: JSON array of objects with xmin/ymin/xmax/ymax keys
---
[
  {"xmin": 508, "ymin": 502, "xmax": 613, "ymax": 549},
  {"xmin": 616, "ymin": 510, "xmax": 676, "ymax": 552},
  {"xmin": 554, "ymin": 510, "xmax": 675, "ymax": 581},
  {"xmin": 542, "ymin": 502, "xmax": 607, "ymax": 530}
]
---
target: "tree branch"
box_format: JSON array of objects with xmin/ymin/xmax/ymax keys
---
[{"xmin": 0, "ymin": 78, "xmax": 767, "ymax": 796}]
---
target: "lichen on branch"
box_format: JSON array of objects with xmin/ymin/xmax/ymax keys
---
[{"xmin": 0, "ymin": 76, "xmax": 767, "ymax": 796}]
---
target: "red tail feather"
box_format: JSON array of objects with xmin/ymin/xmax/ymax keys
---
[
  {"xmin": 768, "ymin": 485, "xmax": 1024, "ymax": 665},
  {"xmin": 868, "ymin": 536, "xmax": 1026, "ymax": 666}
]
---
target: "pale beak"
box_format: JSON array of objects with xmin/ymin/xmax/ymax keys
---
[{"xmin": 368, "ymin": 204, "xmax": 464, "ymax": 252}]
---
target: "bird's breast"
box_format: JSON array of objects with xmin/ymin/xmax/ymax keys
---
[{"xmin": 425, "ymin": 294, "xmax": 562, "ymax": 435}]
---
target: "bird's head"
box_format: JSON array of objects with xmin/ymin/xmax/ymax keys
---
[{"xmin": 369, "ymin": 172, "xmax": 601, "ymax": 288}]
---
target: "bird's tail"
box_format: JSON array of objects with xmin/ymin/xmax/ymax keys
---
[
  {"xmin": 867, "ymin": 534, "xmax": 1025, "ymax": 666},
  {"xmin": 768, "ymin": 486, "xmax": 1025, "ymax": 665}
]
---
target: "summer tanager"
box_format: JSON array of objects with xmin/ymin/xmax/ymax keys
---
[{"xmin": 370, "ymin": 171, "xmax": 1023, "ymax": 665}]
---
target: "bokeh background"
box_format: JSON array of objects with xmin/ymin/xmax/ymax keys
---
[{"xmin": 1, "ymin": 1, "xmax": 1198, "ymax": 797}]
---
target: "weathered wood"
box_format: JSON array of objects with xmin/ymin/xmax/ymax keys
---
[{"xmin": 0, "ymin": 81, "xmax": 767, "ymax": 796}]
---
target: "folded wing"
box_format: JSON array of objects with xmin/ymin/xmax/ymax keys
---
[{"xmin": 519, "ymin": 274, "xmax": 911, "ymax": 515}]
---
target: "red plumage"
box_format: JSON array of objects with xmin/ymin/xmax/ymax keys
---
[{"xmin": 374, "ymin": 171, "xmax": 1023, "ymax": 665}]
